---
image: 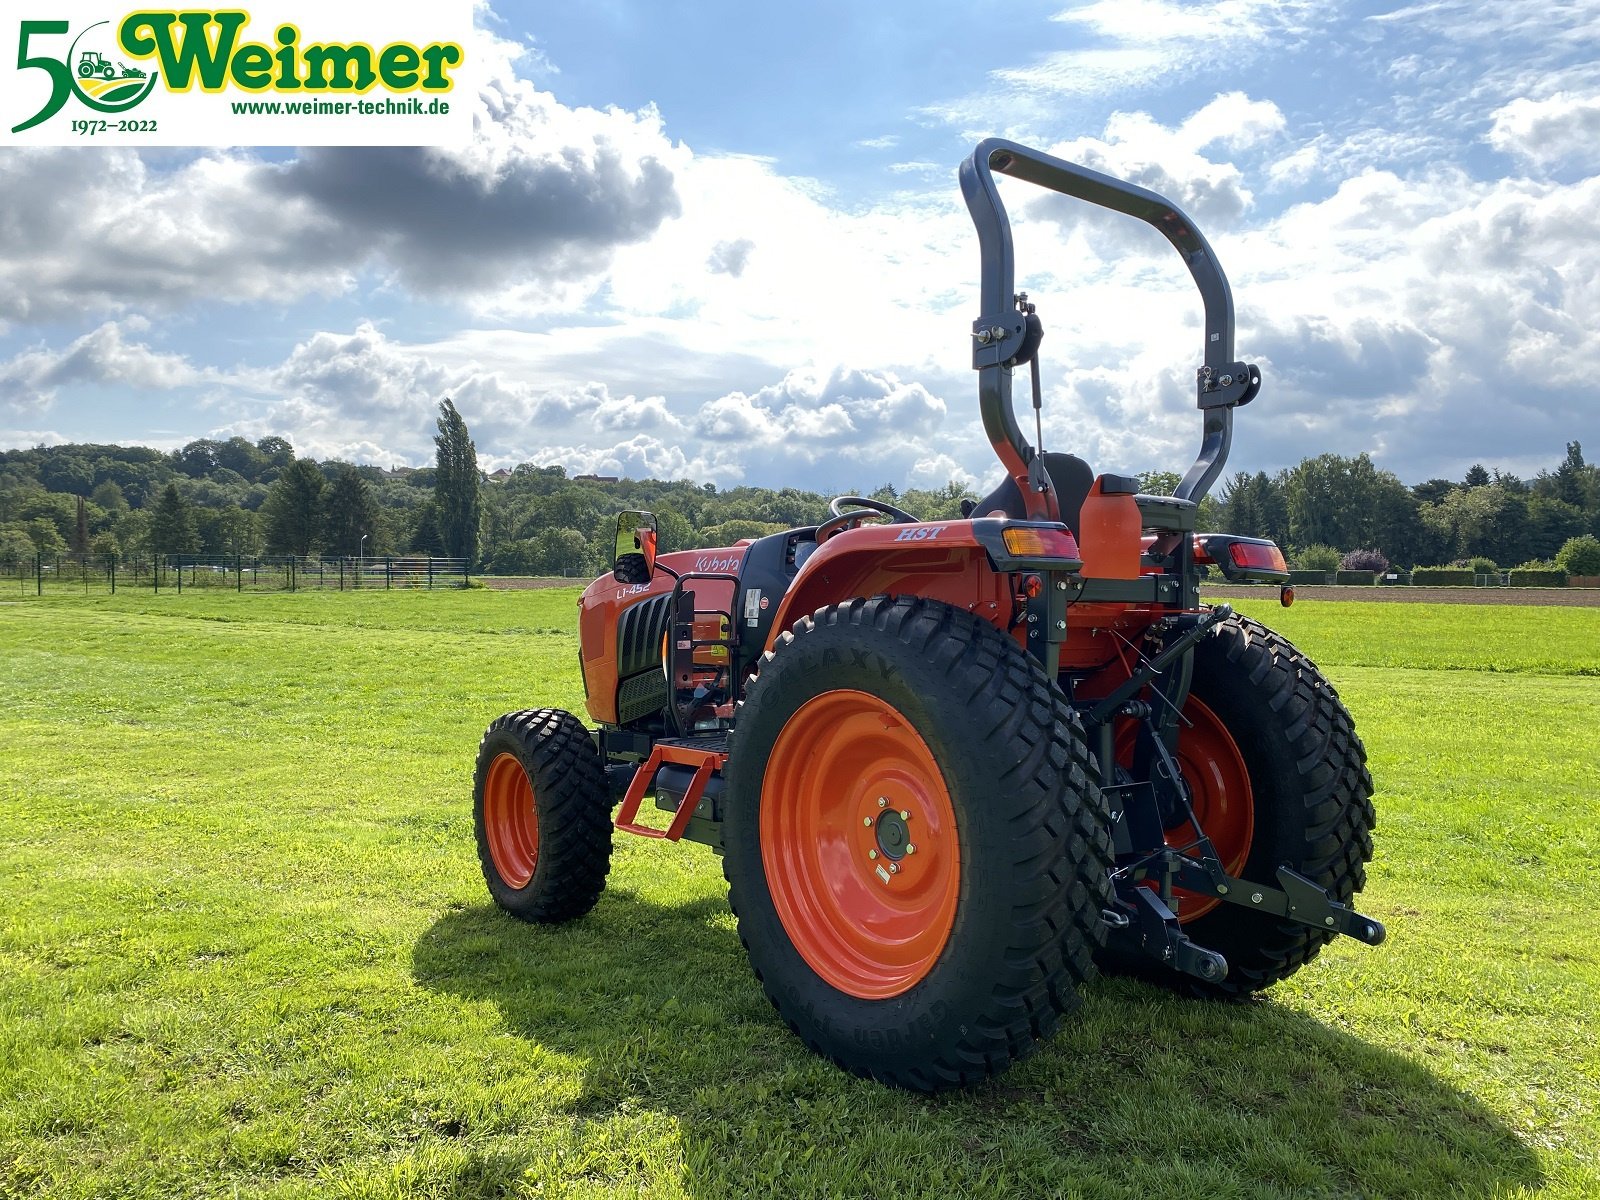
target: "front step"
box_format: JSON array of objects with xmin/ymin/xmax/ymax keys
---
[{"xmin": 614, "ymin": 737, "xmax": 728, "ymax": 841}]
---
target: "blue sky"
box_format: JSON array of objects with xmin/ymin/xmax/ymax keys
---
[{"xmin": 2, "ymin": 0, "xmax": 1598, "ymax": 494}]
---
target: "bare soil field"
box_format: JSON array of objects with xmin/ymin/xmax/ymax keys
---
[{"xmin": 1207, "ymin": 584, "xmax": 1600, "ymax": 606}]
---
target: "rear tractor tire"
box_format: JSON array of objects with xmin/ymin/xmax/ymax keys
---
[
  {"xmin": 722, "ymin": 596, "xmax": 1113, "ymax": 1090},
  {"xmin": 1104, "ymin": 613, "xmax": 1376, "ymax": 996},
  {"xmin": 473, "ymin": 708, "xmax": 613, "ymax": 923}
]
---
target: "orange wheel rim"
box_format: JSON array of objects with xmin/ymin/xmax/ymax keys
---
[
  {"xmin": 760, "ymin": 690, "xmax": 961, "ymax": 1000},
  {"xmin": 1116, "ymin": 695, "xmax": 1252, "ymax": 921},
  {"xmin": 484, "ymin": 751, "xmax": 539, "ymax": 889}
]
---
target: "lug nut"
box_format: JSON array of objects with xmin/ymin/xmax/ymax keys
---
[
  {"xmin": 905, "ymin": 844, "xmax": 916, "ymax": 855},
  {"xmin": 899, "ymin": 810, "xmax": 910, "ymax": 820},
  {"xmin": 1251, "ymin": 893, "xmax": 1263, "ymax": 904},
  {"xmin": 877, "ymin": 797, "xmax": 888, "ymax": 808},
  {"xmin": 863, "ymin": 817, "xmax": 873, "ymax": 827},
  {"xmin": 869, "ymin": 850, "xmax": 878, "ymax": 860},
  {"xmin": 888, "ymin": 863, "xmax": 900, "ymax": 874}
]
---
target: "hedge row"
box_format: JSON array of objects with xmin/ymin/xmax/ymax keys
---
[
  {"xmin": 1287, "ymin": 570, "xmax": 1333, "ymax": 585},
  {"xmin": 1334, "ymin": 570, "xmax": 1376, "ymax": 585},
  {"xmin": 1410, "ymin": 568, "xmax": 1476, "ymax": 586},
  {"xmin": 1506, "ymin": 568, "xmax": 1569, "ymax": 587}
]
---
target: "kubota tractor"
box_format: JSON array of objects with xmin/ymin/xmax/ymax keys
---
[{"xmin": 473, "ymin": 139, "xmax": 1382, "ymax": 1090}]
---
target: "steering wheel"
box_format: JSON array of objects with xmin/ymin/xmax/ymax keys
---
[{"xmin": 815, "ymin": 495, "xmax": 920, "ymax": 542}]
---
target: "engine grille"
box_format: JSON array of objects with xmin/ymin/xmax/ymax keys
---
[
  {"xmin": 617, "ymin": 593, "xmax": 671, "ymax": 678},
  {"xmin": 617, "ymin": 671, "xmax": 668, "ymax": 725}
]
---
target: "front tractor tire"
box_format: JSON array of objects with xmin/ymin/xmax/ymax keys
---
[
  {"xmin": 722, "ymin": 596, "xmax": 1113, "ymax": 1091},
  {"xmin": 1108, "ymin": 614, "xmax": 1377, "ymax": 996},
  {"xmin": 473, "ymin": 708, "xmax": 613, "ymax": 923}
]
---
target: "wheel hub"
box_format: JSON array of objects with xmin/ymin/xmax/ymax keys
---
[{"xmin": 874, "ymin": 809, "xmax": 910, "ymax": 860}]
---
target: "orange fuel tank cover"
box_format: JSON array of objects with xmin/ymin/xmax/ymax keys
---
[{"xmin": 1077, "ymin": 476, "xmax": 1142, "ymax": 580}]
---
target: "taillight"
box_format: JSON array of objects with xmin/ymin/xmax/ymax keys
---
[
  {"xmin": 1228, "ymin": 542, "xmax": 1287, "ymax": 573},
  {"xmin": 1002, "ymin": 526, "xmax": 1080, "ymax": 559}
]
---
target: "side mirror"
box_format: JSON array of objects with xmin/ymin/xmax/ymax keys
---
[{"xmin": 613, "ymin": 510, "xmax": 658, "ymax": 584}]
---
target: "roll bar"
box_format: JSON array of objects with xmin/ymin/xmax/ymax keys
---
[{"xmin": 959, "ymin": 138, "xmax": 1260, "ymax": 516}]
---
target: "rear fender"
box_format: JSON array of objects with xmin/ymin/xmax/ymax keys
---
[{"xmin": 764, "ymin": 518, "xmax": 1076, "ymax": 652}]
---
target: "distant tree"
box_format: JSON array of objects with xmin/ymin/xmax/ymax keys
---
[
  {"xmin": 1463, "ymin": 463, "xmax": 1491, "ymax": 488},
  {"xmin": 1524, "ymin": 495, "xmax": 1588, "ymax": 561},
  {"xmin": 1295, "ymin": 544, "xmax": 1342, "ymax": 572},
  {"xmin": 90, "ymin": 480, "xmax": 128, "ymax": 516},
  {"xmin": 410, "ymin": 500, "xmax": 444, "ymax": 555},
  {"xmin": 1219, "ymin": 471, "xmax": 1289, "ymax": 545},
  {"xmin": 433, "ymin": 398, "xmax": 480, "ymax": 563},
  {"xmin": 321, "ymin": 466, "xmax": 381, "ymax": 556},
  {"xmin": 150, "ymin": 483, "xmax": 200, "ymax": 556},
  {"xmin": 1412, "ymin": 478, "xmax": 1456, "ymax": 505},
  {"xmin": 39, "ymin": 454, "xmax": 94, "ymax": 496},
  {"xmin": 215, "ymin": 436, "xmax": 270, "ymax": 481},
  {"xmin": 654, "ymin": 506, "xmax": 694, "ymax": 555},
  {"xmin": 174, "ymin": 439, "xmax": 222, "ymax": 478},
  {"xmin": 89, "ymin": 531, "xmax": 120, "ymax": 563},
  {"xmin": 1137, "ymin": 470, "xmax": 1182, "ymax": 496},
  {"xmin": 27, "ymin": 518, "xmax": 68, "ymax": 555},
  {"xmin": 200, "ymin": 505, "xmax": 259, "ymax": 556},
  {"xmin": 73, "ymin": 495, "xmax": 88, "ymax": 558},
  {"xmin": 1284, "ymin": 454, "xmax": 1417, "ymax": 563},
  {"xmin": 1556, "ymin": 534, "xmax": 1600, "ymax": 576},
  {"xmin": 261, "ymin": 460, "xmax": 325, "ymax": 555},
  {"xmin": 1339, "ymin": 548, "xmax": 1390, "ymax": 574},
  {"xmin": 255, "ymin": 436, "xmax": 295, "ymax": 474},
  {"xmin": 0, "ymin": 528, "xmax": 35, "ymax": 566},
  {"xmin": 703, "ymin": 519, "xmax": 786, "ymax": 545},
  {"xmin": 1420, "ymin": 483, "xmax": 1525, "ymax": 565},
  {"xmin": 527, "ymin": 528, "xmax": 591, "ymax": 575}
]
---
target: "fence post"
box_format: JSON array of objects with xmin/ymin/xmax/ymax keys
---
[
  {"xmin": 463, "ymin": 559, "xmax": 469, "ymax": 587},
  {"xmin": 427, "ymin": 558, "xmax": 434, "ymax": 589},
  {"xmin": 35, "ymin": 553, "xmax": 41, "ymax": 596},
  {"xmin": 110, "ymin": 558, "xmax": 116, "ymax": 594},
  {"xmin": 386, "ymin": 557, "xmax": 392, "ymax": 590}
]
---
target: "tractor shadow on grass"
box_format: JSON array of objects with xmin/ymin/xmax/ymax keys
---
[{"xmin": 413, "ymin": 889, "xmax": 1543, "ymax": 1199}]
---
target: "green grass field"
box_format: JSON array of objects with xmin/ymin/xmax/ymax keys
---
[{"xmin": 2, "ymin": 591, "xmax": 1596, "ymax": 1199}]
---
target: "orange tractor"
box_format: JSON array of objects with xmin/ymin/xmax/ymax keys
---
[{"xmin": 473, "ymin": 140, "xmax": 1382, "ymax": 1089}]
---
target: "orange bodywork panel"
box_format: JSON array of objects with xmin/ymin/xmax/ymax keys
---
[
  {"xmin": 763, "ymin": 521, "xmax": 1017, "ymax": 652},
  {"xmin": 1077, "ymin": 478, "xmax": 1142, "ymax": 580},
  {"xmin": 577, "ymin": 547, "xmax": 742, "ymax": 725}
]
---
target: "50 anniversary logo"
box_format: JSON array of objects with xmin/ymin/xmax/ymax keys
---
[{"xmin": 2, "ymin": 4, "xmax": 472, "ymax": 146}]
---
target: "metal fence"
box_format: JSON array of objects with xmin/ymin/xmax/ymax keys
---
[{"xmin": 1, "ymin": 554, "xmax": 470, "ymax": 595}]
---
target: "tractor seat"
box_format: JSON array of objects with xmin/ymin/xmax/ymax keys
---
[{"xmin": 964, "ymin": 452, "xmax": 1096, "ymax": 537}]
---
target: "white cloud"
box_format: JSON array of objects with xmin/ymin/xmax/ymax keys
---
[
  {"xmin": 925, "ymin": 1, "xmax": 1315, "ymax": 136},
  {"xmin": 1486, "ymin": 91, "xmax": 1600, "ymax": 171},
  {"xmin": 0, "ymin": 319, "xmax": 231, "ymax": 413}
]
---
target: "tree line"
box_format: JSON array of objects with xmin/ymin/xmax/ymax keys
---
[{"xmin": 3, "ymin": 403, "xmax": 1597, "ymax": 580}]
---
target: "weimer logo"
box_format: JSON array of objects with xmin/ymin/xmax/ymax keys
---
[
  {"xmin": 11, "ymin": 19, "xmax": 161, "ymax": 131},
  {"xmin": 2, "ymin": 3, "xmax": 472, "ymax": 147}
]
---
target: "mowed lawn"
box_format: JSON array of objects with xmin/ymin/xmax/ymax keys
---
[{"xmin": 1, "ymin": 590, "xmax": 1596, "ymax": 1199}]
